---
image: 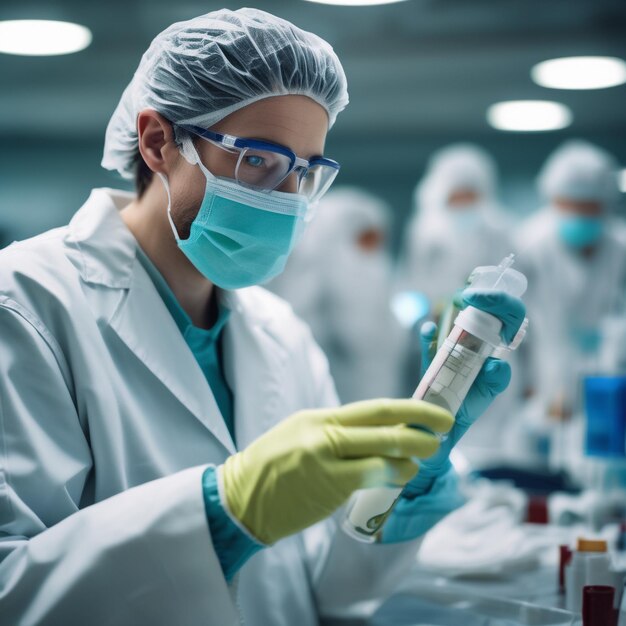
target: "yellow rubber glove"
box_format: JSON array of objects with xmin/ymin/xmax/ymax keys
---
[{"xmin": 220, "ymin": 399, "xmax": 453, "ymax": 545}]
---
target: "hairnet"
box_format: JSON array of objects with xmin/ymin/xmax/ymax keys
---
[
  {"xmin": 413, "ymin": 144, "xmax": 499, "ymax": 229},
  {"xmin": 102, "ymin": 8, "xmax": 349, "ymax": 179},
  {"xmin": 311, "ymin": 186, "xmax": 392, "ymax": 242},
  {"xmin": 538, "ymin": 140, "xmax": 620, "ymax": 210},
  {"xmin": 398, "ymin": 144, "xmax": 512, "ymax": 301}
]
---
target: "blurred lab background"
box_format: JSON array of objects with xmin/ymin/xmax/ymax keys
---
[
  {"xmin": 1, "ymin": 0, "xmax": 625, "ymax": 244},
  {"xmin": 2, "ymin": 0, "xmax": 626, "ymax": 490}
]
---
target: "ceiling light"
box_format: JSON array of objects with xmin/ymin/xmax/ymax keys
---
[
  {"xmin": 487, "ymin": 100, "xmax": 572, "ymax": 132},
  {"xmin": 620, "ymin": 169, "xmax": 626, "ymax": 193},
  {"xmin": 532, "ymin": 56, "xmax": 626, "ymax": 90},
  {"xmin": 303, "ymin": 0, "xmax": 409, "ymax": 6},
  {"xmin": 0, "ymin": 20, "xmax": 92, "ymax": 56}
]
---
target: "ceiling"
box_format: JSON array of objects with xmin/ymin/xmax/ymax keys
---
[
  {"xmin": 1, "ymin": 0, "xmax": 625, "ymax": 139},
  {"xmin": 0, "ymin": 0, "xmax": 625, "ymax": 244}
]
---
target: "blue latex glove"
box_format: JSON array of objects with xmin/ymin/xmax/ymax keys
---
[
  {"xmin": 403, "ymin": 289, "xmax": 526, "ymax": 497},
  {"xmin": 463, "ymin": 289, "xmax": 526, "ymax": 345},
  {"xmin": 381, "ymin": 466, "xmax": 465, "ymax": 543}
]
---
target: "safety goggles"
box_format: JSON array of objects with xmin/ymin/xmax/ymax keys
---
[{"xmin": 178, "ymin": 124, "xmax": 340, "ymax": 203}]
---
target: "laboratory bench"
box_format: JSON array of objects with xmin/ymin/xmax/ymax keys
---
[{"xmin": 321, "ymin": 565, "xmax": 580, "ymax": 625}]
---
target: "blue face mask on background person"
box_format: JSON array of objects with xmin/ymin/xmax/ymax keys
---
[
  {"xmin": 557, "ymin": 213, "xmax": 604, "ymax": 250},
  {"xmin": 161, "ymin": 145, "xmax": 310, "ymax": 290},
  {"xmin": 448, "ymin": 205, "xmax": 483, "ymax": 231}
]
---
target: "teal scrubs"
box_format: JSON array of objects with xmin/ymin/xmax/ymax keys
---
[
  {"xmin": 135, "ymin": 246, "xmax": 235, "ymax": 442},
  {"xmin": 135, "ymin": 247, "xmax": 260, "ymax": 579}
]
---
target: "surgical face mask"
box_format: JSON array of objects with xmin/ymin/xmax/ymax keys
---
[
  {"xmin": 161, "ymin": 143, "xmax": 310, "ymax": 290},
  {"xmin": 557, "ymin": 214, "xmax": 604, "ymax": 250},
  {"xmin": 448, "ymin": 205, "xmax": 483, "ymax": 231}
]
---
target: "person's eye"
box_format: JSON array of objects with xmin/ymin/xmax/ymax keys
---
[{"xmin": 245, "ymin": 154, "xmax": 266, "ymax": 168}]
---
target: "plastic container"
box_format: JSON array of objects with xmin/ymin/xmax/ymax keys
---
[
  {"xmin": 565, "ymin": 539, "xmax": 615, "ymax": 614},
  {"xmin": 582, "ymin": 585, "xmax": 615, "ymax": 626},
  {"xmin": 584, "ymin": 377, "xmax": 626, "ymax": 459},
  {"xmin": 342, "ymin": 255, "xmax": 528, "ymax": 542},
  {"xmin": 560, "ymin": 545, "xmax": 573, "ymax": 593}
]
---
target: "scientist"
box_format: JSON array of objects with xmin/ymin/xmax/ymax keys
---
[
  {"xmin": 398, "ymin": 144, "xmax": 513, "ymax": 316},
  {"xmin": 0, "ymin": 9, "xmax": 524, "ymax": 626},
  {"xmin": 516, "ymin": 140, "xmax": 626, "ymax": 417}
]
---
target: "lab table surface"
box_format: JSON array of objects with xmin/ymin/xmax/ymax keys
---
[{"xmin": 320, "ymin": 563, "xmax": 581, "ymax": 626}]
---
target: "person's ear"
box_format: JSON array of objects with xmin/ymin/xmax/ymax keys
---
[{"xmin": 137, "ymin": 109, "xmax": 177, "ymax": 175}]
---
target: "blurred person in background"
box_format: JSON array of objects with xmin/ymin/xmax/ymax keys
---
[
  {"xmin": 268, "ymin": 186, "xmax": 407, "ymax": 403},
  {"xmin": 398, "ymin": 143, "xmax": 514, "ymax": 319},
  {"xmin": 515, "ymin": 140, "xmax": 626, "ymax": 473}
]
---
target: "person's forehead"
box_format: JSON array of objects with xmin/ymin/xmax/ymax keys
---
[{"xmin": 210, "ymin": 95, "xmax": 328, "ymax": 156}]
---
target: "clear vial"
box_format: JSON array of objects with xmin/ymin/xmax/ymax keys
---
[
  {"xmin": 416, "ymin": 325, "xmax": 495, "ymax": 416},
  {"xmin": 341, "ymin": 322, "xmax": 496, "ymax": 542},
  {"xmin": 342, "ymin": 255, "xmax": 528, "ymax": 543}
]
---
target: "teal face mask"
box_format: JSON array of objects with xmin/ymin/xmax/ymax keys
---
[
  {"xmin": 162, "ymin": 147, "xmax": 309, "ymax": 290},
  {"xmin": 449, "ymin": 205, "xmax": 483, "ymax": 231},
  {"xmin": 558, "ymin": 214, "xmax": 604, "ymax": 249}
]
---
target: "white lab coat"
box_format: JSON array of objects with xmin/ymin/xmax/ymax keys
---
[
  {"xmin": 0, "ymin": 189, "xmax": 422, "ymax": 626},
  {"xmin": 513, "ymin": 218, "xmax": 626, "ymax": 474},
  {"xmin": 516, "ymin": 219, "xmax": 626, "ymax": 405}
]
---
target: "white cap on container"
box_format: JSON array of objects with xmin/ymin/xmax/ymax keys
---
[
  {"xmin": 455, "ymin": 307, "xmax": 503, "ymax": 348},
  {"xmin": 507, "ymin": 318, "xmax": 529, "ymax": 350},
  {"xmin": 458, "ymin": 254, "xmax": 529, "ymax": 352},
  {"xmin": 455, "ymin": 308, "xmax": 529, "ymax": 352}
]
